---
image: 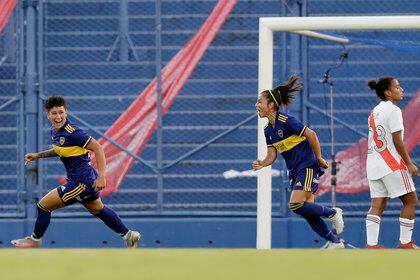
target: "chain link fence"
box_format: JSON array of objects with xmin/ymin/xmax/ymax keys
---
[
  {"xmin": 0, "ymin": 4, "xmax": 24, "ymax": 218},
  {"xmin": 0, "ymin": 0, "xmax": 418, "ymax": 218}
]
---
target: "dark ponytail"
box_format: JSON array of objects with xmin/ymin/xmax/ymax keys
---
[
  {"xmin": 367, "ymin": 76, "xmax": 394, "ymax": 101},
  {"xmin": 265, "ymin": 76, "xmax": 302, "ymax": 110}
]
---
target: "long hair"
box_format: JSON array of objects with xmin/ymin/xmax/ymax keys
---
[
  {"xmin": 367, "ymin": 76, "xmax": 394, "ymax": 101},
  {"xmin": 265, "ymin": 76, "xmax": 302, "ymax": 110}
]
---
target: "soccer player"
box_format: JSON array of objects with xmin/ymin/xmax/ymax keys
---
[
  {"xmin": 365, "ymin": 76, "xmax": 419, "ymax": 249},
  {"xmin": 11, "ymin": 96, "xmax": 141, "ymax": 248},
  {"xmin": 253, "ymin": 76, "xmax": 345, "ymax": 249}
]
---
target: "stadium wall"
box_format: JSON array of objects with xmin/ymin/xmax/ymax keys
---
[{"xmin": 1, "ymin": 218, "xmax": 419, "ymax": 248}]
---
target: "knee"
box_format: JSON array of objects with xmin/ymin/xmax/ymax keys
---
[
  {"xmin": 37, "ymin": 202, "xmax": 52, "ymax": 213},
  {"xmin": 404, "ymin": 198, "xmax": 418, "ymax": 209},
  {"xmin": 289, "ymin": 202, "xmax": 304, "ymax": 214},
  {"xmin": 91, "ymin": 206, "xmax": 105, "ymax": 215}
]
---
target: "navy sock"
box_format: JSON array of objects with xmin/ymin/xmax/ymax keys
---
[
  {"xmin": 32, "ymin": 203, "xmax": 51, "ymax": 239},
  {"xmin": 289, "ymin": 202, "xmax": 336, "ymax": 218},
  {"xmin": 303, "ymin": 215, "xmax": 340, "ymax": 243},
  {"xmin": 94, "ymin": 206, "xmax": 129, "ymax": 236}
]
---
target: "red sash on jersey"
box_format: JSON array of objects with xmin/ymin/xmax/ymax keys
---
[{"xmin": 368, "ymin": 112, "xmax": 406, "ymax": 171}]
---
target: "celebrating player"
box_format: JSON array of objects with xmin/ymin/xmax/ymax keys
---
[
  {"xmin": 253, "ymin": 76, "xmax": 345, "ymax": 249},
  {"xmin": 11, "ymin": 96, "xmax": 141, "ymax": 248}
]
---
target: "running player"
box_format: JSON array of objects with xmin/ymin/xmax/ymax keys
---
[
  {"xmin": 366, "ymin": 76, "xmax": 419, "ymax": 249},
  {"xmin": 11, "ymin": 96, "xmax": 141, "ymax": 248},
  {"xmin": 253, "ymin": 76, "xmax": 345, "ymax": 249}
]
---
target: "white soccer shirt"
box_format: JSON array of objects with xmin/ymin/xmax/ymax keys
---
[{"xmin": 366, "ymin": 101, "xmax": 405, "ymax": 180}]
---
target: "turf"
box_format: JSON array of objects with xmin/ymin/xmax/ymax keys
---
[{"xmin": 1, "ymin": 249, "xmax": 419, "ymax": 280}]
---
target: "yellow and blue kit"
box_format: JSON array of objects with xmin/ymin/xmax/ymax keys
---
[
  {"xmin": 51, "ymin": 120, "xmax": 99, "ymax": 204},
  {"xmin": 264, "ymin": 111, "xmax": 324, "ymax": 192}
]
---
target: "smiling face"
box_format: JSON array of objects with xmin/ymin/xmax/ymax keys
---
[
  {"xmin": 47, "ymin": 106, "xmax": 67, "ymax": 130},
  {"xmin": 255, "ymin": 92, "xmax": 273, "ymax": 118},
  {"xmin": 385, "ymin": 79, "xmax": 404, "ymax": 103}
]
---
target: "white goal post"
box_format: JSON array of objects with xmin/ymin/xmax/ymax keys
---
[{"xmin": 257, "ymin": 15, "xmax": 420, "ymax": 249}]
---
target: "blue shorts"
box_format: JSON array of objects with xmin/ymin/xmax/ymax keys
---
[
  {"xmin": 290, "ymin": 168, "xmax": 322, "ymax": 193},
  {"xmin": 57, "ymin": 180, "xmax": 99, "ymax": 206}
]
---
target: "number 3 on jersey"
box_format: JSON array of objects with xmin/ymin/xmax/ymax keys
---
[{"xmin": 368, "ymin": 118, "xmax": 387, "ymax": 154}]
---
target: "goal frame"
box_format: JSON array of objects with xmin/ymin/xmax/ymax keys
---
[{"xmin": 257, "ymin": 15, "xmax": 420, "ymax": 249}]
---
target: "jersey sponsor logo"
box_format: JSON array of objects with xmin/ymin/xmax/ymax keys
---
[
  {"xmin": 52, "ymin": 144, "xmax": 88, "ymax": 157},
  {"xmin": 59, "ymin": 136, "xmax": 66, "ymax": 146},
  {"xmin": 277, "ymin": 129, "xmax": 283, "ymax": 138},
  {"xmin": 272, "ymin": 134, "xmax": 306, "ymax": 153}
]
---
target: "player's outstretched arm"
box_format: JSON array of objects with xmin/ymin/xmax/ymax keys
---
[
  {"xmin": 25, "ymin": 149, "xmax": 58, "ymax": 165},
  {"xmin": 86, "ymin": 138, "xmax": 107, "ymax": 191},
  {"xmin": 252, "ymin": 146, "xmax": 277, "ymax": 171},
  {"xmin": 303, "ymin": 127, "xmax": 329, "ymax": 169},
  {"xmin": 392, "ymin": 130, "xmax": 419, "ymax": 177}
]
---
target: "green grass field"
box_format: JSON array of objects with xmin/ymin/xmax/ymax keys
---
[{"xmin": 1, "ymin": 249, "xmax": 419, "ymax": 280}]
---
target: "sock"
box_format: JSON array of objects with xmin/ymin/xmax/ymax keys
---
[
  {"xmin": 289, "ymin": 202, "xmax": 336, "ymax": 218},
  {"xmin": 366, "ymin": 214, "xmax": 381, "ymax": 246},
  {"xmin": 399, "ymin": 217, "xmax": 414, "ymax": 244},
  {"xmin": 94, "ymin": 206, "xmax": 129, "ymax": 237},
  {"xmin": 32, "ymin": 203, "xmax": 51, "ymax": 239},
  {"xmin": 303, "ymin": 215, "xmax": 341, "ymax": 243}
]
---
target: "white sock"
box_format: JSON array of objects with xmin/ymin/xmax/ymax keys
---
[
  {"xmin": 122, "ymin": 230, "xmax": 131, "ymax": 240},
  {"xmin": 30, "ymin": 234, "xmax": 41, "ymax": 241},
  {"xmin": 399, "ymin": 217, "xmax": 414, "ymax": 244},
  {"xmin": 366, "ymin": 214, "xmax": 381, "ymax": 246}
]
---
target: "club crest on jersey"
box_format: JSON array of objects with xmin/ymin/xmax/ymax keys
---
[
  {"xmin": 59, "ymin": 137, "xmax": 65, "ymax": 145},
  {"xmin": 277, "ymin": 129, "xmax": 283, "ymax": 138}
]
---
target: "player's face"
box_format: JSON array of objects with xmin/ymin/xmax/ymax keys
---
[
  {"xmin": 47, "ymin": 106, "xmax": 68, "ymax": 130},
  {"xmin": 255, "ymin": 93, "xmax": 270, "ymax": 118},
  {"xmin": 386, "ymin": 79, "xmax": 404, "ymax": 103}
]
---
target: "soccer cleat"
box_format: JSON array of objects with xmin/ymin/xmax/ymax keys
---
[
  {"xmin": 365, "ymin": 244, "xmax": 385, "ymax": 249},
  {"xmin": 397, "ymin": 240, "xmax": 419, "ymax": 249},
  {"xmin": 324, "ymin": 241, "xmax": 345, "ymax": 249},
  {"xmin": 124, "ymin": 230, "xmax": 141, "ymax": 248},
  {"xmin": 330, "ymin": 207, "xmax": 344, "ymax": 234},
  {"xmin": 11, "ymin": 236, "xmax": 41, "ymax": 248}
]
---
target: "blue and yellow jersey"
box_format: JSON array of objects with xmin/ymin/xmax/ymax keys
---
[
  {"xmin": 51, "ymin": 120, "xmax": 97, "ymax": 181},
  {"xmin": 264, "ymin": 111, "xmax": 323, "ymax": 178}
]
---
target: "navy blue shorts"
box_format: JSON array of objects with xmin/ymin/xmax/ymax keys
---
[
  {"xmin": 290, "ymin": 168, "xmax": 322, "ymax": 193},
  {"xmin": 57, "ymin": 180, "xmax": 99, "ymax": 206}
]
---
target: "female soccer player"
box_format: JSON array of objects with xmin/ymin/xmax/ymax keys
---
[
  {"xmin": 366, "ymin": 76, "xmax": 419, "ymax": 249},
  {"xmin": 11, "ymin": 96, "xmax": 141, "ymax": 248},
  {"xmin": 253, "ymin": 76, "xmax": 344, "ymax": 249}
]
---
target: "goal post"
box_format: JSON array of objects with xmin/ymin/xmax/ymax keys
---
[{"xmin": 257, "ymin": 15, "xmax": 420, "ymax": 249}]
